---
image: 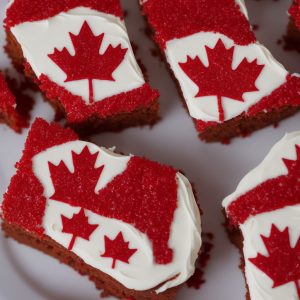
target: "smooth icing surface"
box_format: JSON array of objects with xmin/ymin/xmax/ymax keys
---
[
  {"xmin": 223, "ymin": 131, "xmax": 300, "ymax": 209},
  {"xmin": 165, "ymin": 32, "xmax": 287, "ymax": 122},
  {"xmin": 10, "ymin": 7, "xmax": 145, "ymax": 104},
  {"xmin": 32, "ymin": 141, "xmax": 202, "ymax": 293}
]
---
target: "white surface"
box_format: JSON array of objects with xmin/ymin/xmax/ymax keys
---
[
  {"xmin": 0, "ymin": 0, "xmax": 299, "ymax": 299},
  {"xmin": 33, "ymin": 141, "xmax": 201, "ymax": 293}
]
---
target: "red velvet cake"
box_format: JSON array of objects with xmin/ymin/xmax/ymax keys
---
[
  {"xmin": 1, "ymin": 118, "xmax": 202, "ymax": 300},
  {"xmin": 223, "ymin": 131, "xmax": 300, "ymax": 299},
  {"xmin": 141, "ymin": 0, "xmax": 300, "ymax": 142},
  {"xmin": 0, "ymin": 72, "xmax": 30, "ymax": 132},
  {"xmin": 4, "ymin": 0, "xmax": 159, "ymax": 134},
  {"xmin": 286, "ymin": 0, "xmax": 300, "ymax": 52}
]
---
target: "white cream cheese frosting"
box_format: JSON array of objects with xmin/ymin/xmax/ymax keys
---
[
  {"xmin": 32, "ymin": 141, "xmax": 202, "ymax": 293},
  {"xmin": 163, "ymin": 0, "xmax": 293, "ymax": 123},
  {"xmin": 10, "ymin": 7, "xmax": 145, "ymax": 104},
  {"xmin": 223, "ymin": 131, "xmax": 300, "ymax": 300}
]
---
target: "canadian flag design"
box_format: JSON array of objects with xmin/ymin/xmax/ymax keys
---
[
  {"xmin": 141, "ymin": 0, "xmax": 300, "ymax": 128},
  {"xmin": 223, "ymin": 132, "xmax": 300, "ymax": 300},
  {"xmin": 2, "ymin": 119, "xmax": 202, "ymax": 293},
  {"xmin": 6, "ymin": 0, "xmax": 158, "ymax": 123}
]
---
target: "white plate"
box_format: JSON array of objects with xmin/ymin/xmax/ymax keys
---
[{"xmin": 0, "ymin": 0, "xmax": 299, "ymax": 299}]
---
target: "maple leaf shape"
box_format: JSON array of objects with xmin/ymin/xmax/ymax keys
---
[
  {"xmin": 61, "ymin": 208, "xmax": 99, "ymax": 250},
  {"xmin": 249, "ymin": 224, "xmax": 300, "ymax": 297},
  {"xmin": 179, "ymin": 39, "xmax": 264, "ymax": 122},
  {"xmin": 101, "ymin": 232, "xmax": 137, "ymax": 269},
  {"xmin": 49, "ymin": 146, "xmax": 104, "ymax": 204},
  {"xmin": 48, "ymin": 20, "xmax": 128, "ymax": 104}
]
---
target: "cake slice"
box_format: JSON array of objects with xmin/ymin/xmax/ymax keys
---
[
  {"xmin": 4, "ymin": 0, "xmax": 159, "ymax": 134},
  {"xmin": 141, "ymin": 0, "xmax": 300, "ymax": 142},
  {"xmin": 0, "ymin": 72, "xmax": 31, "ymax": 132},
  {"xmin": 1, "ymin": 118, "xmax": 202, "ymax": 300},
  {"xmin": 223, "ymin": 132, "xmax": 300, "ymax": 299},
  {"xmin": 286, "ymin": 0, "xmax": 300, "ymax": 52}
]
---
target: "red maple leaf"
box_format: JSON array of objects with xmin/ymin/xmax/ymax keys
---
[
  {"xmin": 179, "ymin": 39, "xmax": 264, "ymax": 122},
  {"xmin": 101, "ymin": 232, "xmax": 137, "ymax": 269},
  {"xmin": 249, "ymin": 224, "xmax": 300, "ymax": 297},
  {"xmin": 48, "ymin": 20, "xmax": 128, "ymax": 104},
  {"xmin": 49, "ymin": 145, "xmax": 104, "ymax": 203},
  {"xmin": 61, "ymin": 208, "xmax": 99, "ymax": 250}
]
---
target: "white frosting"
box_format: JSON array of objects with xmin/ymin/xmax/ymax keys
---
[
  {"xmin": 223, "ymin": 131, "xmax": 300, "ymax": 299},
  {"xmin": 223, "ymin": 131, "xmax": 300, "ymax": 208},
  {"xmin": 165, "ymin": 32, "xmax": 288, "ymax": 123},
  {"xmin": 32, "ymin": 141, "xmax": 202, "ymax": 293},
  {"xmin": 10, "ymin": 7, "xmax": 145, "ymax": 104}
]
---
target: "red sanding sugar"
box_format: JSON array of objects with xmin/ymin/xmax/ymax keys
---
[
  {"xmin": 142, "ymin": 0, "xmax": 256, "ymax": 49},
  {"xmin": 38, "ymin": 75, "xmax": 159, "ymax": 123},
  {"xmin": 5, "ymin": 0, "xmax": 123, "ymax": 29}
]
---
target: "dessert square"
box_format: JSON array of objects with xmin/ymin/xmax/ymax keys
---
[
  {"xmin": 0, "ymin": 72, "xmax": 31, "ymax": 132},
  {"xmin": 223, "ymin": 132, "xmax": 300, "ymax": 299},
  {"xmin": 4, "ymin": 0, "xmax": 159, "ymax": 134},
  {"xmin": 141, "ymin": 0, "xmax": 300, "ymax": 142},
  {"xmin": 1, "ymin": 118, "xmax": 202, "ymax": 300}
]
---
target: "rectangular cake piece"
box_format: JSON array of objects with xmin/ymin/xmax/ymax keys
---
[
  {"xmin": 0, "ymin": 72, "xmax": 31, "ymax": 132},
  {"xmin": 223, "ymin": 131, "xmax": 300, "ymax": 299},
  {"xmin": 141, "ymin": 0, "xmax": 300, "ymax": 142},
  {"xmin": 4, "ymin": 0, "xmax": 159, "ymax": 135},
  {"xmin": 1, "ymin": 118, "xmax": 202, "ymax": 300}
]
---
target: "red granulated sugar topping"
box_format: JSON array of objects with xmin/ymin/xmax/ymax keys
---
[
  {"xmin": 5, "ymin": 0, "xmax": 123, "ymax": 29},
  {"xmin": 142, "ymin": 0, "xmax": 256, "ymax": 49},
  {"xmin": 48, "ymin": 21, "xmax": 127, "ymax": 104},
  {"xmin": 61, "ymin": 208, "xmax": 99, "ymax": 251},
  {"xmin": 196, "ymin": 75, "xmax": 300, "ymax": 131},
  {"xmin": 249, "ymin": 225, "xmax": 300, "ymax": 297},
  {"xmin": 290, "ymin": 0, "xmax": 300, "ymax": 30},
  {"xmin": 49, "ymin": 147, "xmax": 178, "ymax": 264},
  {"xmin": 179, "ymin": 39, "xmax": 264, "ymax": 122},
  {"xmin": 1, "ymin": 119, "xmax": 78, "ymax": 235},
  {"xmin": 38, "ymin": 75, "xmax": 159, "ymax": 123},
  {"xmin": 227, "ymin": 145, "xmax": 300, "ymax": 226},
  {"xmin": 101, "ymin": 232, "xmax": 137, "ymax": 269}
]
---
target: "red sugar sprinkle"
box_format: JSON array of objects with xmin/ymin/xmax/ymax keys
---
[
  {"xmin": 38, "ymin": 75, "xmax": 159, "ymax": 123},
  {"xmin": 227, "ymin": 145, "xmax": 300, "ymax": 226},
  {"xmin": 141, "ymin": 0, "xmax": 256, "ymax": 49},
  {"xmin": 2, "ymin": 118, "xmax": 78, "ymax": 234},
  {"xmin": 5, "ymin": 0, "xmax": 123, "ymax": 29}
]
